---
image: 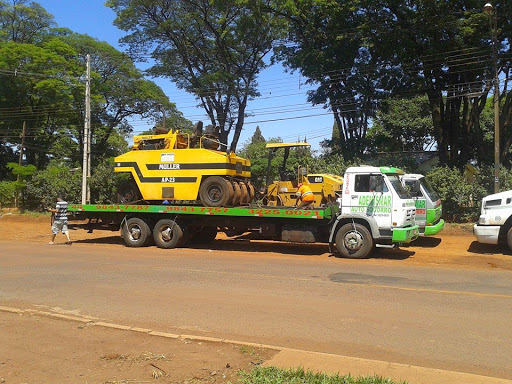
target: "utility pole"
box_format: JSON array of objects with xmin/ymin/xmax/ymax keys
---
[
  {"xmin": 16, "ymin": 121, "xmax": 26, "ymax": 208},
  {"xmin": 485, "ymin": 3, "xmax": 500, "ymax": 193},
  {"xmin": 82, "ymin": 54, "xmax": 91, "ymax": 204}
]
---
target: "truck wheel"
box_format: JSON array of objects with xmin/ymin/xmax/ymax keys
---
[
  {"xmin": 153, "ymin": 219, "xmax": 183, "ymax": 249},
  {"xmin": 335, "ymin": 223, "xmax": 374, "ymax": 259},
  {"xmin": 192, "ymin": 226, "xmax": 217, "ymax": 243},
  {"xmin": 121, "ymin": 217, "xmax": 151, "ymax": 247},
  {"xmin": 199, "ymin": 176, "xmax": 232, "ymax": 207},
  {"xmin": 506, "ymin": 227, "xmax": 512, "ymax": 251}
]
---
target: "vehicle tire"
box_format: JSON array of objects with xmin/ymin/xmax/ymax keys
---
[
  {"xmin": 199, "ymin": 176, "xmax": 232, "ymax": 207},
  {"xmin": 121, "ymin": 217, "xmax": 151, "ymax": 247},
  {"xmin": 232, "ymin": 182, "xmax": 242, "ymax": 206},
  {"xmin": 335, "ymin": 223, "xmax": 374, "ymax": 259},
  {"xmin": 117, "ymin": 179, "xmax": 141, "ymax": 204},
  {"xmin": 247, "ymin": 182, "xmax": 255, "ymax": 202},
  {"xmin": 239, "ymin": 182, "xmax": 249, "ymax": 205},
  {"xmin": 192, "ymin": 226, "xmax": 217, "ymax": 243},
  {"xmin": 153, "ymin": 219, "xmax": 183, "ymax": 249},
  {"xmin": 506, "ymin": 227, "xmax": 512, "ymax": 251}
]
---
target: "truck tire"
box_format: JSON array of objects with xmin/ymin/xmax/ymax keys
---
[
  {"xmin": 199, "ymin": 176, "xmax": 232, "ymax": 207},
  {"xmin": 153, "ymin": 219, "xmax": 183, "ymax": 249},
  {"xmin": 506, "ymin": 227, "xmax": 512, "ymax": 251},
  {"xmin": 121, "ymin": 217, "xmax": 151, "ymax": 247},
  {"xmin": 335, "ymin": 223, "xmax": 374, "ymax": 259}
]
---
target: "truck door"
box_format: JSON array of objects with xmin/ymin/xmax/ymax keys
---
[
  {"xmin": 351, "ymin": 173, "xmax": 393, "ymax": 230},
  {"xmin": 404, "ymin": 179, "xmax": 427, "ymax": 228}
]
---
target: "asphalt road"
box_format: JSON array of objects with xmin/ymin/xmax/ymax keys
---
[{"xmin": 1, "ymin": 240, "xmax": 511, "ymax": 379}]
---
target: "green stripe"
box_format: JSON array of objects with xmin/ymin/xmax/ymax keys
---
[{"xmin": 69, "ymin": 204, "xmax": 337, "ymax": 220}]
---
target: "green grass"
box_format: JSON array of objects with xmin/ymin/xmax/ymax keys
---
[{"xmin": 233, "ymin": 367, "xmax": 407, "ymax": 384}]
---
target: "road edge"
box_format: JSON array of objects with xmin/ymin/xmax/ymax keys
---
[{"xmin": 1, "ymin": 305, "xmax": 509, "ymax": 384}]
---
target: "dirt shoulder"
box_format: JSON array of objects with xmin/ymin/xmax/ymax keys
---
[
  {"xmin": 0, "ymin": 309, "xmax": 273, "ymax": 384},
  {"xmin": 1, "ymin": 213, "xmax": 510, "ymax": 271}
]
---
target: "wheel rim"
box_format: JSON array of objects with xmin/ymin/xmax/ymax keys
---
[
  {"xmin": 160, "ymin": 226, "xmax": 174, "ymax": 242},
  {"xmin": 128, "ymin": 224, "xmax": 142, "ymax": 241},
  {"xmin": 343, "ymin": 230, "xmax": 364, "ymax": 251},
  {"xmin": 207, "ymin": 184, "xmax": 223, "ymax": 203}
]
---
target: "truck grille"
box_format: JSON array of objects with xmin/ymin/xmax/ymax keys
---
[{"xmin": 406, "ymin": 208, "xmax": 415, "ymax": 222}]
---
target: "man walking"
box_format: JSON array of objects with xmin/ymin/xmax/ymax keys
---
[{"xmin": 48, "ymin": 197, "xmax": 71, "ymax": 245}]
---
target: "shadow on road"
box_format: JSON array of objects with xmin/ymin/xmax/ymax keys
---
[
  {"xmin": 72, "ymin": 236, "xmax": 125, "ymax": 246},
  {"xmin": 467, "ymin": 241, "xmax": 512, "ymax": 256},
  {"xmin": 369, "ymin": 247, "xmax": 415, "ymax": 260},
  {"xmin": 405, "ymin": 237, "xmax": 442, "ymax": 248},
  {"xmin": 186, "ymin": 238, "xmax": 329, "ymax": 256}
]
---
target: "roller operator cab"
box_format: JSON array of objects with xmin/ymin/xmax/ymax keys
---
[
  {"xmin": 114, "ymin": 122, "xmax": 254, "ymax": 207},
  {"xmin": 474, "ymin": 190, "xmax": 512, "ymax": 250},
  {"xmin": 401, "ymin": 174, "xmax": 445, "ymax": 236},
  {"xmin": 334, "ymin": 166, "xmax": 418, "ymax": 254},
  {"xmin": 264, "ymin": 142, "xmax": 344, "ymax": 207}
]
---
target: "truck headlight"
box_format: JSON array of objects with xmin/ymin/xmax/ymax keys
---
[{"xmin": 478, "ymin": 216, "xmax": 486, "ymax": 224}]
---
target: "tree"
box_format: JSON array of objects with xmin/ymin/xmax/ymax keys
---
[
  {"xmin": 251, "ymin": 126, "xmax": 265, "ymax": 144},
  {"xmin": 107, "ymin": 0, "xmax": 286, "ymax": 152},
  {"xmin": 367, "ymin": 96, "xmax": 434, "ymax": 153},
  {"xmin": 0, "ymin": 0, "xmax": 54, "ymax": 43},
  {"xmin": 361, "ymin": 0, "xmax": 511, "ymax": 168},
  {"xmin": 272, "ymin": 0, "xmax": 401, "ymax": 160},
  {"xmin": 0, "ymin": 1, "xmax": 190, "ymax": 172}
]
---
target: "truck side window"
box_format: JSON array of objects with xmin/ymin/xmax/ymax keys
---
[
  {"xmin": 355, "ymin": 175, "xmax": 388, "ymax": 192},
  {"xmin": 355, "ymin": 175, "xmax": 370, "ymax": 192}
]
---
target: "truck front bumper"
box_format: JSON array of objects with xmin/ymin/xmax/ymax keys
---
[
  {"xmin": 473, "ymin": 224, "xmax": 500, "ymax": 245},
  {"xmin": 392, "ymin": 225, "xmax": 419, "ymax": 244},
  {"xmin": 424, "ymin": 219, "xmax": 445, "ymax": 236}
]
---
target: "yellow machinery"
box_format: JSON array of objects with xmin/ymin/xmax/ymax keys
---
[
  {"xmin": 114, "ymin": 122, "xmax": 254, "ymax": 207},
  {"xmin": 265, "ymin": 143, "xmax": 343, "ymax": 207}
]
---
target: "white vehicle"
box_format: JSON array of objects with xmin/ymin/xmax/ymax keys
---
[
  {"xmin": 333, "ymin": 166, "xmax": 418, "ymax": 258},
  {"xmin": 474, "ymin": 190, "xmax": 512, "ymax": 249},
  {"xmin": 401, "ymin": 174, "xmax": 445, "ymax": 236}
]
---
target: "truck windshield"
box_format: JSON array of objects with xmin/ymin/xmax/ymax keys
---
[
  {"xmin": 386, "ymin": 175, "xmax": 411, "ymax": 199},
  {"xmin": 420, "ymin": 178, "xmax": 439, "ymax": 202}
]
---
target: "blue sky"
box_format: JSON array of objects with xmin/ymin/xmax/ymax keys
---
[{"xmin": 37, "ymin": 0, "xmax": 335, "ymax": 150}]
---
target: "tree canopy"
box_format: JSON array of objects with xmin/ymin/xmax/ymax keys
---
[{"xmin": 107, "ymin": 0, "xmax": 286, "ymax": 152}]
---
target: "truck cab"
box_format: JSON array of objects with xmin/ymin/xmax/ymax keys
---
[
  {"xmin": 401, "ymin": 174, "xmax": 444, "ymax": 236},
  {"xmin": 332, "ymin": 166, "xmax": 418, "ymax": 258},
  {"xmin": 474, "ymin": 190, "xmax": 512, "ymax": 250}
]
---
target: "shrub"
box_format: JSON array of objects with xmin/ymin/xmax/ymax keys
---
[
  {"xmin": 25, "ymin": 165, "xmax": 82, "ymax": 210},
  {"xmin": 0, "ymin": 181, "xmax": 17, "ymax": 208}
]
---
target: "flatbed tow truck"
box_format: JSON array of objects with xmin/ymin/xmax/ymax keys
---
[{"xmin": 69, "ymin": 166, "xmax": 419, "ymax": 259}]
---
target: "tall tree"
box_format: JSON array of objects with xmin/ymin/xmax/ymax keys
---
[
  {"xmin": 0, "ymin": 0, "xmax": 54, "ymax": 43},
  {"xmin": 273, "ymin": 0, "xmax": 406, "ymax": 160},
  {"xmin": 107, "ymin": 0, "xmax": 285, "ymax": 152},
  {"xmin": 0, "ymin": 1, "xmax": 189, "ymax": 172}
]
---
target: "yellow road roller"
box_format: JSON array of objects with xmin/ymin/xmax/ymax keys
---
[
  {"xmin": 114, "ymin": 122, "xmax": 254, "ymax": 207},
  {"xmin": 264, "ymin": 143, "xmax": 343, "ymax": 207}
]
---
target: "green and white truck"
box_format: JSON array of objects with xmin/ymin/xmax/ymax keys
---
[
  {"xmin": 69, "ymin": 166, "xmax": 418, "ymax": 259},
  {"xmin": 401, "ymin": 174, "xmax": 444, "ymax": 236}
]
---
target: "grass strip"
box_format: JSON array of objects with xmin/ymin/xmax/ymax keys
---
[{"xmin": 234, "ymin": 366, "xmax": 407, "ymax": 384}]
